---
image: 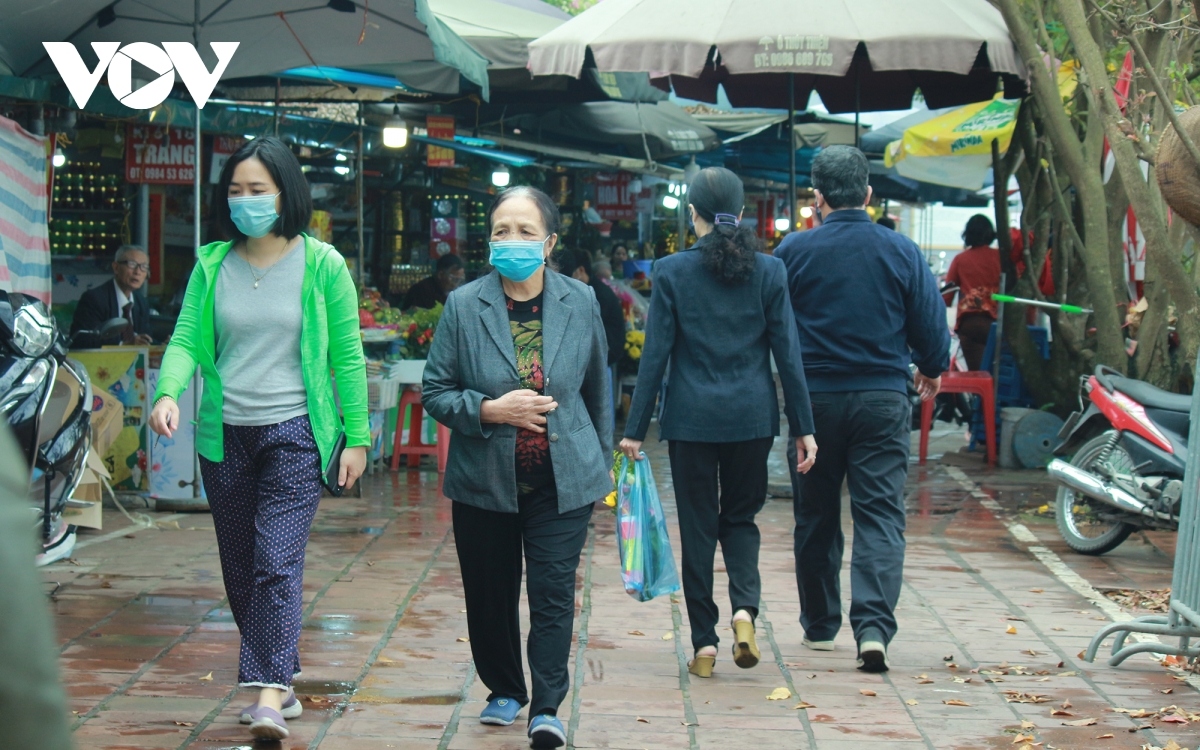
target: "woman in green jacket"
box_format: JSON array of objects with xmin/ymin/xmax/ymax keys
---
[{"xmin": 148, "ymin": 136, "xmax": 369, "ymax": 741}]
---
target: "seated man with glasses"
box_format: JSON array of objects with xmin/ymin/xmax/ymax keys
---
[{"xmin": 71, "ymin": 244, "xmax": 154, "ymax": 346}]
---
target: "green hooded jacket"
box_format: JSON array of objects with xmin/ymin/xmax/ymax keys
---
[{"xmin": 153, "ymin": 234, "xmax": 369, "ymax": 469}]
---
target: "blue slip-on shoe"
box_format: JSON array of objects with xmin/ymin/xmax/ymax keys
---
[
  {"xmin": 528, "ymin": 714, "xmax": 566, "ymax": 749},
  {"xmin": 246, "ymin": 705, "xmax": 289, "ymax": 740},
  {"xmin": 480, "ymin": 696, "xmax": 522, "ymax": 726}
]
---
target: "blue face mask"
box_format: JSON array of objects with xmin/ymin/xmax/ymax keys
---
[
  {"xmin": 489, "ymin": 238, "xmax": 547, "ymax": 282},
  {"xmin": 228, "ymin": 193, "xmax": 280, "ymax": 238}
]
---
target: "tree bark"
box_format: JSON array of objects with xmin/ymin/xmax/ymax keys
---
[
  {"xmin": 995, "ymin": 0, "xmax": 1125, "ymax": 369},
  {"xmin": 1055, "ymin": 0, "xmax": 1200, "ymax": 376}
]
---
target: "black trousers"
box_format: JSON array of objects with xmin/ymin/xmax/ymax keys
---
[
  {"xmin": 957, "ymin": 313, "xmax": 994, "ymax": 372},
  {"xmin": 787, "ymin": 390, "xmax": 911, "ymax": 645},
  {"xmin": 668, "ymin": 437, "xmax": 774, "ymax": 652},
  {"xmin": 452, "ymin": 485, "xmax": 592, "ymax": 718}
]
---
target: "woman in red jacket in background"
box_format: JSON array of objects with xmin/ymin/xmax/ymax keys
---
[{"xmin": 944, "ymin": 214, "xmax": 1000, "ymax": 371}]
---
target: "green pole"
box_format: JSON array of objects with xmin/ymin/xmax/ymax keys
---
[{"xmin": 991, "ymin": 293, "xmax": 1093, "ymax": 316}]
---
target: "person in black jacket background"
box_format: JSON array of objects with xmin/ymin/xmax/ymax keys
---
[
  {"xmin": 774, "ymin": 146, "xmax": 950, "ymax": 674},
  {"xmin": 619, "ymin": 167, "xmax": 817, "ymax": 680},
  {"xmin": 70, "ymin": 244, "xmax": 153, "ymax": 346},
  {"xmin": 554, "ymin": 248, "xmax": 625, "ymax": 366}
]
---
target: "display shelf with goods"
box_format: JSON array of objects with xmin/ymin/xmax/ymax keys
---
[
  {"xmin": 50, "ymin": 160, "xmax": 131, "ymax": 258},
  {"xmin": 358, "ymin": 285, "xmax": 443, "ymax": 467}
]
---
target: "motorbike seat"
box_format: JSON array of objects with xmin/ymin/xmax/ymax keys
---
[{"xmin": 1110, "ymin": 376, "xmax": 1192, "ymax": 413}]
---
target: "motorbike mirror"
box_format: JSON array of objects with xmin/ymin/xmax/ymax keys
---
[
  {"xmin": 67, "ymin": 317, "xmax": 130, "ymax": 349},
  {"xmin": 99, "ymin": 318, "xmax": 130, "ymax": 340}
]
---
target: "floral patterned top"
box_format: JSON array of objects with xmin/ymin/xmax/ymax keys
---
[{"xmin": 507, "ymin": 293, "xmax": 552, "ymax": 491}]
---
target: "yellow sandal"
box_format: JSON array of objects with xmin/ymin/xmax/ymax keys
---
[
  {"xmin": 731, "ymin": 620, "xmax": 760, "ymax": 669},
  {"xmin": 688, "ymin": 654, "xmax": 716, "ymax": 678}
]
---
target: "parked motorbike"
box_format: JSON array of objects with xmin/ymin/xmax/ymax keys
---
[
  {"xmin": 0, "ymin": 290, "xmax": 126, "ymax": 565},
  {"xmin": 1047, "ymin": 365, "xmax": 1190, "ymax": 555}
]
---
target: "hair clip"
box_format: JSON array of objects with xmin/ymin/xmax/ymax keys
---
[{"xmin": 713, "ymin": 213, "xmax": 740, "ymax": 227}]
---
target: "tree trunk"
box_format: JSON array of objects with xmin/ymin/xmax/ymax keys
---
[
  {"xmin": 1054, "ymin": 0, "xmax": 1200, "ymax": 377},
  {"xmin": 995, "ymin": 0, "xmax": 1125, "ymax": 370}
]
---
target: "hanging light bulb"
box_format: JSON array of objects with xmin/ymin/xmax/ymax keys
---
[
  {"xmin": 662, "ymin": 195, "xmax": 680, "ymax": 210},
  {"xmin": 628, "ymin": 177, "xmax": 643, "ymax": 194},
  {"xmin": 335, "ymin": 152, "xmax": 347, "ymax": 162},
  {"xmin": 333, "ymin": 165, "xmax": 350, "ymax": 176},
  {"xmin": 774, "ymin": 217, "xmax": 791, "ymax": 232},
  {"xmin": 52, "ymin": 148, "xmax": 66, "ymax": 168},
  {"xmin": 799, "ymin": 206, "xmax": 814, "ymax": 219},
  {"xmin": 383, "ymin": 105, "xmax": 408, "ymax": 148},
  {"xmin": 492, "ymin": 164, "xmax": 511, "ymax": 187},
  {"xmin": 683, "ymin": 156, "xmax": 700, "ymax": 184}
]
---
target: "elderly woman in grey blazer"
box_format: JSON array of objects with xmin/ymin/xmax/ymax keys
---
[{"xmin": 422, "ymin": 186, "xmax": 612, "ymax": 750}]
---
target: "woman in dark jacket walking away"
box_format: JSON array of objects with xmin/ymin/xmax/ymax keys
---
[{"xmin": 619, "ymin": 167, "xmax": 817, "ymax": 678}]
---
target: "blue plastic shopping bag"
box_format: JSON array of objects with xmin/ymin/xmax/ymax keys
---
[{"xmin": 614, "ymin": 455, "xmax": 681, "ymax": 602}]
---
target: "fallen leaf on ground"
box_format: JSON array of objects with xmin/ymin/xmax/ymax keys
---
[
  {"xmin": 1021, "ymin": 720, "xmax": 1035, "ymax": 730},
  {"xmin": 1007, "ymin": 625, "xmax": 1018, "ymax": 635},
  {"xmin": 1063, "ymin": 717, "xmax": 1098, "ymax": 726},
  {"xmin": 174, "ymin": 721, "xmax": 195, "ymax": 727},
  {"xmin": 794, "ymin": 701, "xmax": 816, "ymax": 710},
  {"xmin": 947, "ymin": 663, "xmax": 959, "ymax": 670},
  {"xmin": 1053, "ymin": 627, "xmax": 1065, "ymax": 631},
  {"xmin": 1031, "ymin": 588, "xmax": 1044, "ymax": 593},
  {"xmin": 1162, "ymin": 688, "xmax": 1174, "ymax": 695},
  {"xmin": 100, "ymin": 581, "xmax": 113, "ymax": 589},
  {"xmin": 806, "ymin": 674, "xmax": 817, "ymax": 680},
  {"xmin": 628, "ymin": 630, "xmax": 645, "ymax": 636},
  {"xmin": 662, "ymin": 632, "xmax": 674, "ymax": 641},
  {"xmin": 1163, "ymin": 741, "xmax": 1185, "ymax": 750},
  {"xmin": 906, "ymin": 699, "xmax": 918, "ymax": 706},
  {"xmin": 456, "ymin": 637, "xmax": 469, "ymax": 642},
  {"xmin": 943, "ymin": 699, "xmax": 971, "ymax": 707},
  {"xmin": 952, "ymin": 677, "xmax": 972, "ymax": 684},
  {"xmin": 1059, "ymin": 671, "xmax": 1078, "ymax": 677},
  {"xmin": 917, "ymin": 677, "xmax": 934, "ymax": 684},
  {"xmin": 943, "ymin": 654, "xmax": 955, "ymax": 661},
  {"xmin": 681, "ymin": 721, "xmax": 697, "ymax": 727},
  {"xmin": 636, "ymin": 717, "xmax": 650, "ymax": 724},
  {"xmin": 1023, "ymin": 650, "xmax": 1040, "ymax": 657},
  {"xmin": 366, "ymin": 561, "xmax": 375, "ymax": 567},
  {"xmin": 301, "ymin": 695, "xmax": 335, "ymax": 707},
  {"xmin": 1004, "ymin": 691, "xmax": 1052, "ymax": 704},
  {"xmin": 1051, "ymin": 709, "xmax": 1074, "ymax": 717},
  {"xmin": 1094, "ymin": 734, "xmax": 1113, "ymax": 740},
  {"xmin": 1161, "ymin": 714, "xmax": 1189, "ymax": 725},
  {"xmin": 1012, "ymin": 734, "xmax": 1035, "ymax": 744},
  {"xmin": 198, "ymin": 672, "xmax": 213, "ymax": 681},
  {"xmin": 1061, "ymin": 700, "xmax": 1073, "ymax": 709},
  {"xmin": 860, "ymin": 689, "xmax": 877, "ymax": 697},
  {"xmin": 766, "ymin": 687, "xmax": 791, "ymax": 701}
]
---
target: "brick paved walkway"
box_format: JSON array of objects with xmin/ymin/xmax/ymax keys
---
[{"xmin": 48, "ymin": 427, "xmax": 1197, "ymax": 750}]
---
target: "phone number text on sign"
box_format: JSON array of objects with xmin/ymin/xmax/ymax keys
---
[{"xmin": 126, "ymin": 124, "xmax": 197, "ymax": 184}]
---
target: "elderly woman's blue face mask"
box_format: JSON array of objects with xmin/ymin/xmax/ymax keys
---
[{"xmin": 488, "ymin": 237, "xmax": 548, "ymax": 282}]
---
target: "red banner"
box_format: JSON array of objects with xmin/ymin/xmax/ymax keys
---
[
  {"xmin": 426, "ymin": 115, "xmax": 456, "ymax": 168},
  {"xmin": 209, "ymin": 135, "xmax": 244, "ymax": 184},
  {"xmin": 126, "ymin": 124, "xmax": 196, "ymax": 184},
  {"xmin": 593, "ymin": 172, "xmax": 648, "ymax": 222}
]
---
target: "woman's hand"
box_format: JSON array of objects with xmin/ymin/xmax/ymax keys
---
[
  {"xmin": 480, "ymin": 389, "xmax": 558, "ymax": 432},
  {"xmin": 149, "ymin": 398, "xmax": 180, "ymax": 438},
  {"xmin": 619, "ymin": 437, "xmax": 643, "ymax": 461},
  {"xmin": 339, "ymin": 446, "xmax": 367, "ymax": 490},
  {"xmin": 795, "ymin": 435, "xmax": 818, "ymax": 474}
]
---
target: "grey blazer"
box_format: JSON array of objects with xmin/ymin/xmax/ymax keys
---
[{"xmin": 422, "ymin": 270, "xmax": 614, "ymax": 513}]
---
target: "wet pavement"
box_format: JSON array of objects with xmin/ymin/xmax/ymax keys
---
[{"xmin": 46, "ymin": 423, "xmax": 1198, "ymax": 749}]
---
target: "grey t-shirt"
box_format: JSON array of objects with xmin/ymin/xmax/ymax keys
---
[{"xmin": 215, "ymin": 245, "xmax": 308, "ymax": 426}]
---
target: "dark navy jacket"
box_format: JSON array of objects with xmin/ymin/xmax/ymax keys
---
[
  {"xmin": 624, "ymin": 242, "xmax": 815, "ymax": 443},
  {"xmin": 774, "ymin": 209, "xmax": 950, "ymax": 394}
]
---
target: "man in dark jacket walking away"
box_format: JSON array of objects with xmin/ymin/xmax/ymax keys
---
[{"xmin": 774, "ymin": 146, "xmax": 950, "ymax": 673}]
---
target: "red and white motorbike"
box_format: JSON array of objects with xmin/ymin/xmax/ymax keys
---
[{"xmin": 1048, "ymin": 365, "xmax": 1190, "ymax": 555}]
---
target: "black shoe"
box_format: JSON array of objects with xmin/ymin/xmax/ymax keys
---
[{"xmin": 856, "ymin": 628, "xmax": 889, "ymax": 673}]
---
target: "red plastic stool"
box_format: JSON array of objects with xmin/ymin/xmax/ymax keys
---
[
  {"xmin": 391, "ymin": 388, "xmax": 450, "ymax": 473},
  {"xmin": 919, "ymin": 371, "xmax": 996, "ymax": 466}
]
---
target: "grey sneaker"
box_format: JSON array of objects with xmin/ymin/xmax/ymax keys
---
[
  {"xmin": 856, "ymin": 629, "xmax": 889, "ymax": 673},
  {"xmin": 802, "ymin": 637, "xmax": 836, "ymax": 652},
  {"xmin": 246, "ymin": 705, "xmax": 289, "ymax": 740},
  {"xmin": 240, "ymin": 688, "xmax": 302, "ymax": 724}
]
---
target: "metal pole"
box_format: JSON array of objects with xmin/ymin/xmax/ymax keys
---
[
  {"xmin": 854, "ymin": 64, "xmax": 861, "ymax": 150},
  {"xmin": 192, "ymin": 0, "xmax": 203, "ymax": 501},
  {"xmin": 994, "ymin": 272, "xmax": 1006, "ymax": 409},
  {"xmin": 356, "ymin": 103, "xmax": 365, "ymax": 285},
  {"xmin": 677, "ymin": 186, "xmax": 687, "ymax": 251},
  {"xmin": 788, "ymin": 73, "xmax": 796, "ymax": 231}
]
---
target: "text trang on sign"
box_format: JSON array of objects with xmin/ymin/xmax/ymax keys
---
[
  {"xmin": 41, "ymin": 42, "xmax": 238, "ymax": 109},
  {"xmin": 126, "ymin": 124, "xmax": 196, "ymax": 185}
]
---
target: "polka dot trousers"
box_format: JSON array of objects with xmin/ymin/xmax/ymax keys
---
[{"xmin": 199, "ymin": 415, "xmax": 324, "ymax": 689}]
